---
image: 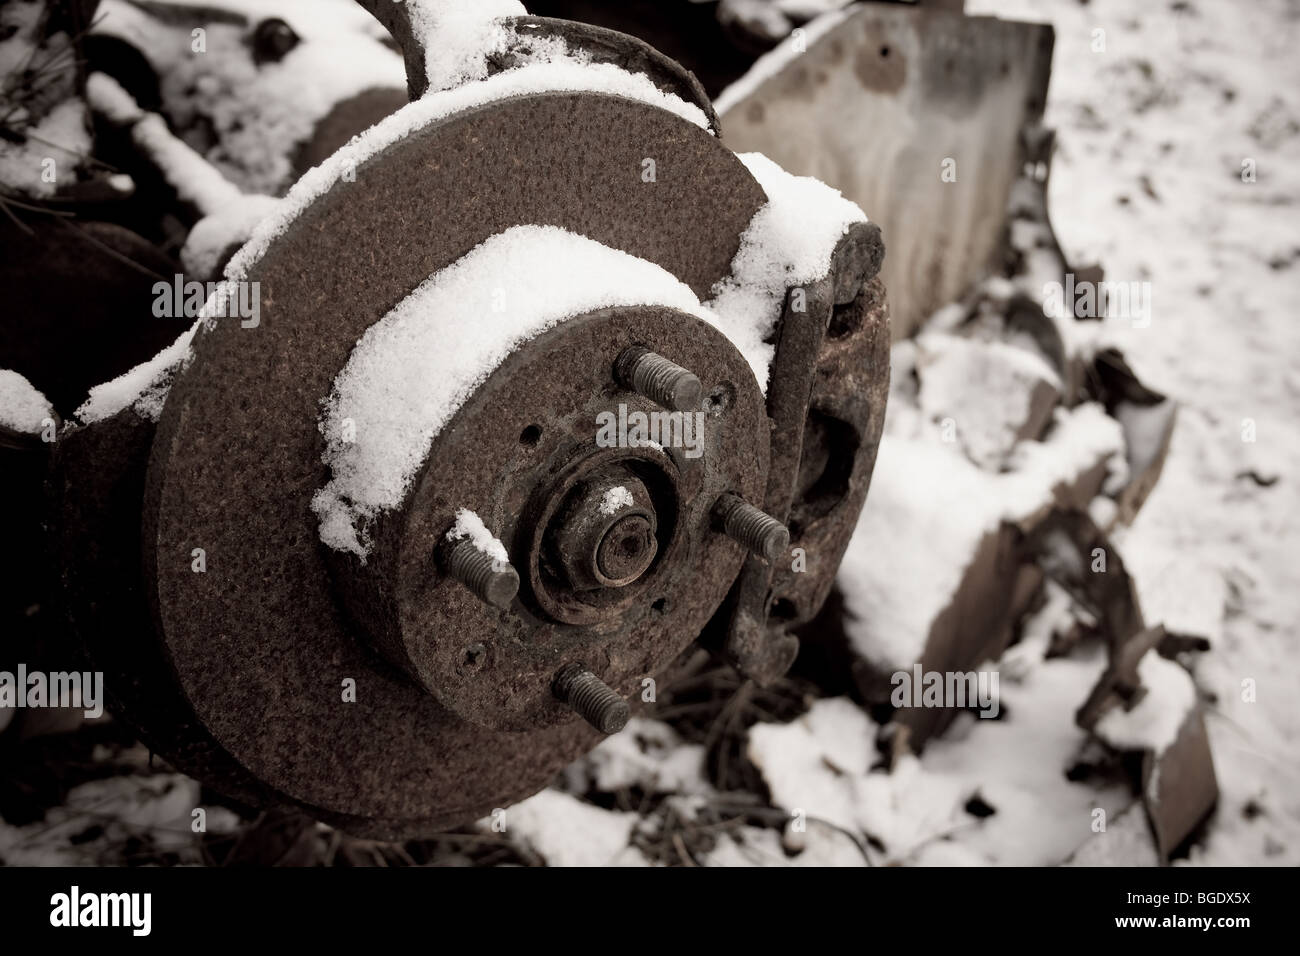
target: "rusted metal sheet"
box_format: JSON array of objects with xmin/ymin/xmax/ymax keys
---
[
  {"xmin": 719, "ymin": 4, "xmax": 1054, "ymax": 340},
  {"xmin": 1033, "ymin": 510, "xmax": 1219, "ymax": 862},
  {"xmin": 1142, "ymin": 707, "xmax": 1218, "ymax": 859}
]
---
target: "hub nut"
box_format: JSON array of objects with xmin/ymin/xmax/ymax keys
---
[{"xmin": 550, "ymin": 473, "xmax": 659, "ymax": 591}]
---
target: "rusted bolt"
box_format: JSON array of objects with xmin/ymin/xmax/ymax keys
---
[
  {"xmin": 712, "ymin": 493, "xmax": 790, "ymax": 564},
  {"xmin": 615, "ymin": 346, "xmax": 702, "ymax": 412},
  {"xmin": 446, "ymin": 538, "xmax": 519, "ymax": 608},
  {"xmin": 553, "ymin": 664, "xmax": 629, "ymax": 734}
]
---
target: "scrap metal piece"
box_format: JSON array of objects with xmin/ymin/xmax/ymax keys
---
[
  {"xmin": 1030, "ymin": 510, "xmax": 1219, "ymax": 861},
  {"xmin": 1142, "ymin": 707, "xmax": 1218, "ymax": 859},
  {"xmin": 1087, "ymin": 348, "xmax": 1179, "ymax": 528},
  {"xmin": 1031, "ymin": 510, "xmax": 1146, "ymax": 656},
  {"xmin": 718, "ymin": 3, "xmax": 1054, "ymax": 340}
]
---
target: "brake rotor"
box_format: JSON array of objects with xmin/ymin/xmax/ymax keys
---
[{"xmin": 141, "ymin": 90, "xmax": 769, "ymax": 834}]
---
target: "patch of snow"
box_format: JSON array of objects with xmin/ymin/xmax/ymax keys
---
[
  {"xmin": 750, "ymin": 664, "xmax": 1130, "ymax": 865},
  {"xmin": 492, "ymin": 788, "xmax": 637, "ymax": 867},
  {"xmin": 444, "ymin": 508, "xmax": 509, "ymax": 565},
  {"xmin": 1088, "ymin": 494, "xmax": 1119, "ymax": 530},
  {"xmin": 706, "ymin": 151, "xmax": 869, "ymax": 389},
  {"xmin": 0, "ymin": 98, "xmax": 89, "ymax": 198},
  {"xmin": 1003, "ymin": 403, "xmax": 1127, "ymax": 507},
  {"xmin": 0, "ymin": 370, "xmax": 55, "ymax": 434},
  {"xmin": 129, "ymin": 109, "xmax": 251, "ymax": 211},
  {"xmin": 1064, "ymin": 801, "xmax": 1161, "ymax": 867},
  {"xmin": 840, "ymin": 399, "xmax": 1125, "ymax": 671},
  {"xmin": 704, "ymin": 819, "xmax": 866, "ymax": 867},
  {"xmin": 748, "ymin": 697, "xmax": 874, "ymax": 831},
  {"xmin": 86, "ymin": 73, "xmax": 244, "ymax": 214},
  {"xmin": 572, "ymin": 718, "xmax": 709, "ymax": 797},
  {"xmin": 1120, "ymin": 536, "xmax": 1226, "ymax": 644},
  {"xmin": 312, "ymin": 226, "xmax": 713, "ymax": 558},
  {"xmin": 599, "ymin": 486, "xmax": 635, "ymax": 516},
  {"xmin": 0, "ymin": 775, "xmax": 202, "ymax": 866},
  {"xmin": 836, "ymin": 442, "xmax": 1000, "ymax": 671},
  {"xmin": 75, "ymin": 322, "xmax": 200, "ymax": 426},
  {"xmin": 401, "ymin": 0, "xmax": 528, "ymax": 93},
  {"xmin": 916, "ymin": 332, "xmax": 1062, "ymax": 469},
  {"xmin": 94, "ymin": 0, "xmax": 407, "ymax": 196},
  {"xmin": 1094, "ymin": 652, "xmax": 1197, "ymax": 756},
  {"xmin": 83, "ymin": 68, "xmax": 142, "ymax": 124},
  {"xmin": 181, "ymin": 194, "xmax": 282, "ymax": 278}
]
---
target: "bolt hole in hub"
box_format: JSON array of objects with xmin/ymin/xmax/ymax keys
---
[{"xmin": 704, "ymin": 382, "xmax": 736, "ymax": 417}]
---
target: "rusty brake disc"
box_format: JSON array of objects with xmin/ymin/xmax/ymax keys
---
[{"xmin": 139, "ymin": 90, "xmax": 768, "ymax": 835}]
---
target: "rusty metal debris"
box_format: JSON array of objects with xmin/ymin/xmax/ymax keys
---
[
  {"xmin": 1031, "ymin": 510, "xmax": 1218, "ymax": 860},
  {"xmin": 716, "ymin": 3, "xmax": 1055, "ymax": 341}
]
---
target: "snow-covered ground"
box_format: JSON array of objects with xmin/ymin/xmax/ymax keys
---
[{"xmin": 964, "ymin": 0, "xmax": 1300, "ymax": 865}]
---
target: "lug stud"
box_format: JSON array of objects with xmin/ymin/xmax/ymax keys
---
[
  {"xmin": 712, "ymin": 493, "xmax": 790, "ymax": 564},
  {"xmin": 553, "ymin": 664, "xmax": 629, "ymax": 734},
  {"xmin": 615, "ymin": 346, "xmax": 702, "ymax": 412},
  {"xmin": 446, "ymin": 538, "xmax": 519, "ymax": 608}
]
